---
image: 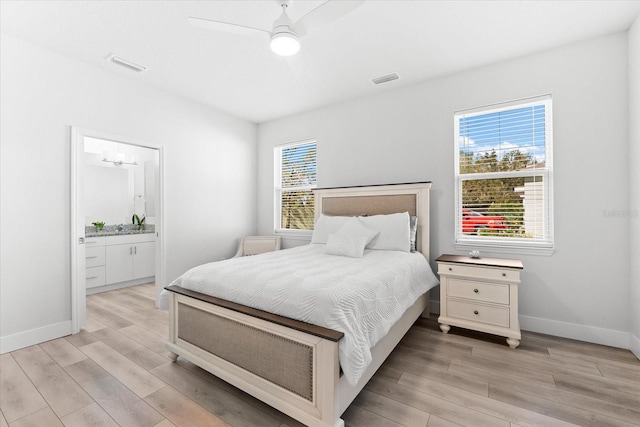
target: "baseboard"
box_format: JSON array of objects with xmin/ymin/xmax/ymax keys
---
[
  {"xmin": 631, "ymin": 333, "xmax": 640, "ymax": 360},
  {"xmin": 87, "ymin": 277, "xmax": 154, "ymax": 295},
  {"xmin": 519, "ymin": 315, "xmax": 630, "ymax": 349},
  {"xmin": 0, "ymin": 320, "xmax": 72, "ymax": 354}
]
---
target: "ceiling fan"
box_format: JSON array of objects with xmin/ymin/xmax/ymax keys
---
[{"xmin": 188, "ymin": 0, "xmax": 364, "ymax": 56}]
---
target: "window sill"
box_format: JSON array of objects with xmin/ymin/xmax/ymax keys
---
[
  {"xmin": 275, "ymin": 229, "xmax": 313, "ymax": 242},
  {"xmin": 455, "ymin": 241, "xmax": 555, "ymax": 256}
]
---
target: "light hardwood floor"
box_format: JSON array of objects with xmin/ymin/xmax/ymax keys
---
[{"xmin": 2, "ymin": 283, "xmax": 639, "ymax": 427}]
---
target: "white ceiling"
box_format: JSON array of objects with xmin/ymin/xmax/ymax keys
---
[{"xmin": 1, "ymin": 0, "xmax": 639, "ymax": 123}]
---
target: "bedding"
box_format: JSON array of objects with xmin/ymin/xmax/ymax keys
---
[
  {"xmin": 167, "ymin": 244, "xmax": 439, "ymax": 385},
  {"xmin": 312, "ymin": 211, "xmax": 413, "ymax": 252},
  {"xmin": 324, "ymin": 217, "xmax": 379, "ymax": 257},
  {"xmin": 360, "ymin": 211, "xmax": 411, "ymax": 252},
  {"xmin": 310, "ymin": 213, "xmax": 352, "ymax": 244}
]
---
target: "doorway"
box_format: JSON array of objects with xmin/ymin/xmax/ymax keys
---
[{"xmin": 70, "ymin": 127, "xmax": 164, "ymax": 333}]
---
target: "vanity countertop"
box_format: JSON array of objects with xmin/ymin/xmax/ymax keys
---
[{"xmin": 86, "ymin": 224, "xmax": 155, "ymax": 238}]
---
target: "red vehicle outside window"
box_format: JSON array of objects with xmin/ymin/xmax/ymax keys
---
[{"xmin": 461, "ymin": 209, "xmax": 506, "ymax": 234}]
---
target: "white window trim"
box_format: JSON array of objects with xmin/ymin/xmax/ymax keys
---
[
  {"xmin": 274, "ymin": 139, "xmax": 317, "ymax": 236},
  {"xmin": 454, "ymin": 94, "xmax": 554, "ymax": 256}
]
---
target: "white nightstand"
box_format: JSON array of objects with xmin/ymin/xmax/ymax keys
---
[{"xmin": 436, "ymin": 254, "xmax": 523, "ymax": 349}]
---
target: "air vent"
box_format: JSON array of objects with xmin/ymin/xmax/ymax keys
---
[
  {"xmin": 106, "ymin": 54, "xmax": 147, "ymax": 73},
  {"xmin": 371, "ymin": 73, "xmax": 399, "ymax": 85}
]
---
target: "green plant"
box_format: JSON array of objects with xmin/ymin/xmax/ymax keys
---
[
  {"xmin": 92, "ymin": 221, "xmax": 105, "ymax": 230},
  {"xmin": 132, "ymin": 214, "xmax": 146, "ymax": 227}
]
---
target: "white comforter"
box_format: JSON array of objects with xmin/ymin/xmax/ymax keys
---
[{"xmin": 167, "ymin": 244, "xmax": 439, "ymax": 385}]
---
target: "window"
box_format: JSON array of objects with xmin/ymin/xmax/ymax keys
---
[
  {"xmin": 275, "ymin": 140, "xmax": 317, "ymax": 233},
  {"xmin": 454, "ymin": 95, "xmax": 553, "ymax": 253}
]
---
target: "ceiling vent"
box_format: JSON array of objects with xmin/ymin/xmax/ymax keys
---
[
  {"xmin": 371, "ymin": 72, "xmax": 399, "ymax": 85},
  {"xmin": 106, "ymin": 54, "xmax": 147, "ymax": 73}
]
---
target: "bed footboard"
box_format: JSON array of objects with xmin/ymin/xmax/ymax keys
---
[{"xmin": 166, "ymin": 288, "xmax": 346, "ymax": 427}]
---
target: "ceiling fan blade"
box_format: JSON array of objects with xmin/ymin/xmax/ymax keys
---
[
  {"xmin": 188, "ymin": 16, "xmax": 270, "ymax": 37},
  {"xmin": 292, "ymin": 0, "xmax": 364, "ymax": 37}
]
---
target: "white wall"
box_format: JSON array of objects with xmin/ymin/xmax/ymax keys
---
[
  {"xmin": 0, "ymin": 35, "xmax": 257, "ymax": 352},
  {"xmin": 629, "ymin": 15, "xmax": 640, "ymax": 358},
  {"xmin": 258, "ymin": 33, "xmax": 632, "ymax": 348}
]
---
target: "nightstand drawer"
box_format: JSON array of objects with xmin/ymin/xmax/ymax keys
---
[
  {"xmin": 447, "ymin": 279, "xmax": 510, "ymax": 305},
  {"xmin": 447, "ymin": 299, "xmax": 510, "ymax": 328},
  {"xmin": 438, "ymin": 263, "xmax": 519, "ymax": 283}
]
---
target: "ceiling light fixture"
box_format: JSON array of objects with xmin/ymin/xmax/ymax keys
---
[
  {"xmin": 270, "ymin": 29, "xmax": 300, "ymax": 56},
  {"xmin": 102, "ymin": 158, "xmax": 138, "ymax": 166},
  {"xmin": 269, "ymin": 1, "xmax": 300, "ymax": 56},
  {"xmin": 189, "ymin": 0, "xmax": 365, "ymax": 58},
  {"xmin": 102, "ymin": 151, "xmax": 138, "ymax": 166}
]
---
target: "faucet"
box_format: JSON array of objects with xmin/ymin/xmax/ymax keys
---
[{"xmin": 117, "ymin": 224, "xmax": 124, "ymax": 232}]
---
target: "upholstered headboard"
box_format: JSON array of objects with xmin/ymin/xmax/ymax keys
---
[{"xmin": 313, "ymin": 182, "xmax": 432, "ymax": 260}]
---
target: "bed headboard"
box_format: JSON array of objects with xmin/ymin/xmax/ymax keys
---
[{"xmin": 313, "ymin": 182, "xmax": 432, "ymax": 260}]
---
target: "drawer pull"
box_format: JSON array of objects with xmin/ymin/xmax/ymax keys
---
[
  {"xmin": 502, "ymin": 273, "xmax": 506, "ymax": 277},
  {"xmin": 449, "ymin": 267, "xmax": 452, "ymax": 271},
  {"xmin": 87, "ymin": 276, "xmax": 98, "ymax": 279},
  {"xmin": 474, "ymin": 310, "xmax": 479, "ymax": 315},
  {"xmin": 474, "ymin": 288, "xmax": 479, "ymax": 293},
  {"xmin": 86, "ymin": 256, "xmax": 98, "ymax": 259}
]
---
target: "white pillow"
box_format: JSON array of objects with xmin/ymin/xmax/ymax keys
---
[
  {"xmin": 360, "ymin": 212, "xmax": 411, "ymax": 252},
  {"xmin": 311, "ymin": 214, "xmax": 352, "ymax": 244},
  {"xmin": 325, "ymin": 218, "xmax": 379, "ymax": 258}
]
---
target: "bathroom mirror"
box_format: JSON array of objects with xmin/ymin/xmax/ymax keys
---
[{"xmin": 83, "ymin": 137, "xmax": 158, "ymax": 226}]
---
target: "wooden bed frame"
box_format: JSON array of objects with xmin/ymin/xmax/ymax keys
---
[{"xmin": 165, "ymin": 182, "xmax": 432, "ymax": 427}]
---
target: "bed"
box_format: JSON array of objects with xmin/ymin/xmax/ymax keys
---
[{"xmin": 164, "ymin": 182, "xmax": 436, "ymax": 427}]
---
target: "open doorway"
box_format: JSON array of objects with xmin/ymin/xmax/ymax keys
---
[{"xmin": 71, "ymin": 127, "xmax": 164, "ymax": 333}]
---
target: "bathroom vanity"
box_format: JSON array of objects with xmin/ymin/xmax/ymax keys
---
[{"xmin": 85, "ymin": 227, "xmax": 155, "ymax": 294}]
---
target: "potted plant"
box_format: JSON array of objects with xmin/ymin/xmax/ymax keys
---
[
  {"xmin": 92, "ymin": 221, "xmax": 105, "ymax": 231},
  {"xmin": 132, "ymin": 214, "xmax": 146, "ymax": 230}
]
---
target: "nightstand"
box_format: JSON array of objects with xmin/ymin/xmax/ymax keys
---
[{"xmin": 436, "ymin": 254, "xmax": 523, "ymax": 348}]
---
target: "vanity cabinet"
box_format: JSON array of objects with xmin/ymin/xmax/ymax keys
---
[
  {"xmin": 105, "ymin": 234, "xmax": 156, "ymax": 285},
  {"xmin": 85, "ymin": 237, "xmax": 106, "ymax": 289},
  {"xmin": 132, "ymin": 241, "xmax": 155, "ymax": 278}
]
